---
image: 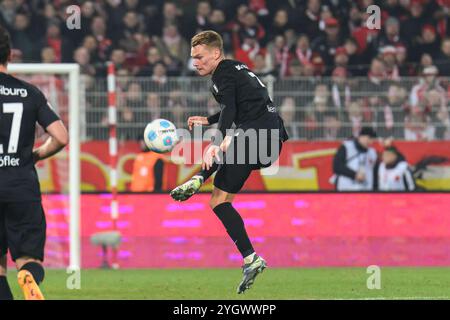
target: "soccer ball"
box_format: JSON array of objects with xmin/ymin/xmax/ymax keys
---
[{"xmin": 143, "ymin": 119, "xmax": 179, "ymax": 153}]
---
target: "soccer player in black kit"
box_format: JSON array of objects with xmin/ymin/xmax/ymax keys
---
[
  {"xmin": 0, "ymin": 26, "xmax": 68, "ymax": 300},
  {"xmin": 170, "ymin": 31, "xmax": 288, "ymax": 293}
]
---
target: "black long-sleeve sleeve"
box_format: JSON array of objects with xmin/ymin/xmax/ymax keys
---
[
  {"xmin": 333, "ymin": 145, "xmax": 357, "ymax": 180},
  {"xmin": 207, "ymin": 111, "xmax": 221, "ymax": 125}
]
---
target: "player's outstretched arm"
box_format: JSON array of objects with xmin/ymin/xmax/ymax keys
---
[{"xmin": 33, "ymin": 120, "xmax": 69, "ymax": 162}]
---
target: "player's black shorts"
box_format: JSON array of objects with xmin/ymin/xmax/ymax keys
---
[
  {"xmin": 214, "ymin": 133, "xmax": 283, "ymax": 194},
  {"xmin": 0, "ymin": 201, "xmax": 46, "ymax": 262}
]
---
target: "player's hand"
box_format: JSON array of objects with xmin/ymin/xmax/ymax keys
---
[
  {"xmin": 202, "ymin": 144, "xmax": 221, "ymax": 170},
  {"xmin": 187, "ymin": 116, "xmax": 209, "ymax": 130}
]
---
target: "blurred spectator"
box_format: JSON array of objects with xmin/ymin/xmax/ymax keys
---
[
  {"xmin": 380, "ymin": 46, "xmax": 400, "ymax": 81},
  {"xmin": 74, "ymin": 46, "xmax": 96, "ymax": 76},
  {"xmin": 323, "ymin": 111, "xmax": 343, "ymax": 140},
  {"xmin": 207, "ymin": 9, "xmax": 232, "ymax": 50},
  {"xmin": 280, "ymin": 97, "xmax": 297, "ymax": 124},
  {"xmin": 120, "ymin": 81, "xmax": 145, "ymax": 139},
  {"xmin": 146, "ymin": 92, "xmax": 162, "ymax": 121},
  {"xmin": 267, "ymin": 35, "xmax": 291, "ymax": 77},
  {"xmin": 305, "ymin": 83, "xmax": 332, "ymax": 139},
  {"xmin": 344, "ymin": 37, "xmax": 366, "ymax": 76},
  {"xmin": 415, "ymin": 24, "xmax": 441, "ymax": 61},
  {"xmin": 162, "ymin": 2, "xmax": 182, "ymax": 29},
  {"xmin": 82, "ymin": 35, "xmax": 101, "ymax": 65},
  {"xmin": 377, "ymin": 146, "xmax": 415, "ymax": 191},
  {"xmin": 404, "ymin": 104, "xmax": 435, "ymax": 140},
  {"xmin": 280, "ymin": 97, "xmax": 298, "ymax": 138},
  {"xmin": 110, "ymin": 48, "xmax": 128, "ymax": 73},
  {"xmin": 434, "ymin": 37, "xmax": 450, "ymax": 75},
  {"xmin": 382, "ymin": 0, "xmax": 409, "ymax": 18},
  {"xmin": 41, "ymin": 46, "xmax": 56, "ymax": 64},
  {"xmin": 269, "ymin": 8, "xmax": 292, "ymax": 40},
  {"xmin": 377, "ymin": 84, "xmax": 408, "ymax": 138},
  {"xmin": 287, "ymin": 58, "xmax": 303, "ymax": 77},
  {"xmin": 406, "ymin": 65, "xmax": 448, "ymax": 140},
  {"xmin": 298, "ymin": 0, "xmax": 322, "ymax": 40},
  {"xmin": 44, "ymin": 20, "xmax": 73, "ymax": 63},
  {"xmin": 235, "ymin": 34, "xmax": 265, "ymax": 70},
  {"xmin": 11, "ymin": 13, "xmax": 38, "ymax": 61},
  {"xmin": 0, "ymin": 0, "xmax": 17, "ymax": 31},
  {"xmin": 237, "ymin": 10, "xmax": 266, "ymax": 46},
  {"xmin": 332, "ymin": 127, "xmax": 378, "ymax": 191},
  {"xmin": 311, "ymin": 17, "xmax": 344, "ymax": 69},
  {"xmin": 90, "ymin": 16, "xmax": 113, "ymax": 62},
  {"xmin": 293, "ymin": 34, "xmax": 312, "ymax": 66},
  {"xmin": 402, "ymin": 0, "xmax": 429, "ymax": 58},
  {"xmin": 167, "ymin": 90, "xmax": 188, "ymax": 127},
  {"xmin": 418, "ymin": 52, "xmax": 434, "ymax": 74},
  {"xmin": 369, "ymin": 17, "xmax": 408, "ymax": 60},
  {"xmin": 117, "ymin": 11, "xmax": 145, "ymax": 51},
  {"xmin": 182, "ymin": 0, "xmax": 211, "ymax": 40},
  {"xmin": 333, "ymin": 46, "xmax": 349, "ymax": 70},
  {"xmin": 346, "ymin": 100, "xmax": 364, "ymax": 137},
  {"xmin": 252, "ymin": 53, "xmax": 275, "ymax": 78},
  {"xmin": 330, "ymin": 67, "xmax": 351, "ymax": 111},
  {"xmin": 137, "ymin": 47, "xmax": 164, "ymax": 77},
  {"xmin": 149, "ymin": 62, "xmax": 170, "ymax": 93},
  {"xmin": 155, "ymin": 24, "xmax": 190, "ymax": 67},
  {"xmin": 395, "ymin": 44, "xmax": 415, "ymax": 76},
  {"xmin": 362, "ymin": 57, "xmax": 388, "ymax": 103}
]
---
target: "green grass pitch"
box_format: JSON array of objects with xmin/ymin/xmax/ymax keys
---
[{"xmin": 7, "ymin": 267, "xmax": 450, "ymax": 300}]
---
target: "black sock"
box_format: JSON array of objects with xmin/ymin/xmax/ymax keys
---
[
  {"xmin": 196, "ymin": 162, "xmax": 219, "ymax": 182},
  {"xmin": 213, "ymin": 202, "xmax": 255, "ymax": 258},
  {"xmin": 0, "ymin": 276, "xmax": 13, "ymax": 300},
  {"xmin": 20, "ymin": 262, "xmax": 45, "ymax": 285}
]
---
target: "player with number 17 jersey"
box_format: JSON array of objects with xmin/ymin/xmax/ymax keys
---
[{"xmin": 0, "ymin": 73, "xmax": 60, "ymax": 202}]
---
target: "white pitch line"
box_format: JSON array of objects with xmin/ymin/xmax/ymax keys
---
[{"xmin": 336, "ymin": 297, "xmax": 450, "ymax": 300}]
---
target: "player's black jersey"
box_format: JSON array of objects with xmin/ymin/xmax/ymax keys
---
[
  {"xmin": 207, "ymin": 59, "xmax": 289, "ymax": 144},
  {"xmin": 0, "ymin": 72, "xmax": 60, "ymax": 202}
]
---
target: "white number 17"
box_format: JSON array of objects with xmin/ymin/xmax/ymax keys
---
[{"xmin": 0, "ymin": 103, "xmax": 23, "ymax": 154}]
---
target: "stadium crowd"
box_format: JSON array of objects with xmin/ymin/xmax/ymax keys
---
[{"xmin": 1, "ymin": 0, "xmax": 450, "ymax": 140}]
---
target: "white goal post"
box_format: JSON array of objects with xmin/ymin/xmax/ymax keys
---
[{"xmin": 8, "ymin": 63, "xmax": 81, "ymax": 270}]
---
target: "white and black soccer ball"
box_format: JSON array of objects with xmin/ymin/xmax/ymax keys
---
[{"xmin": 143, "ymin": 119, "xmax": 179, "ymax": 153}]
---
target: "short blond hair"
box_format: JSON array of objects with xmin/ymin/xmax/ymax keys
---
[{"xmin": 191, "ymin": 30, "xmax": 223, "ymax": 52}]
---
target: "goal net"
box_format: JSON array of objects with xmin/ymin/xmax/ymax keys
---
[{"xmin": 8, "ymin": 64, "xmax": 81, "ymax": 270}]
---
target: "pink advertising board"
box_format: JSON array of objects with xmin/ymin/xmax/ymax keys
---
[{"xmin": 40, "ymin": 193, "xmax": 450, "ymax": 268}]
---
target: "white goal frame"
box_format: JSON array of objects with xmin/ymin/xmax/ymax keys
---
[{"xmin": 8, "ymin": 63, "xmax": 81, "ymax": 269}]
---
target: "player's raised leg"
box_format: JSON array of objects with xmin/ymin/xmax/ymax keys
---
[
  {"xmin": 16, "ymin": 257, "xmax": 45, "ymax": 300},
  {"xmin": 209, "ymin": 186, "xmax": 266, "ymax": 294},
  {"xmin": 170, "ymin": 164, "xmax": 218, "ymax": 201}
]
